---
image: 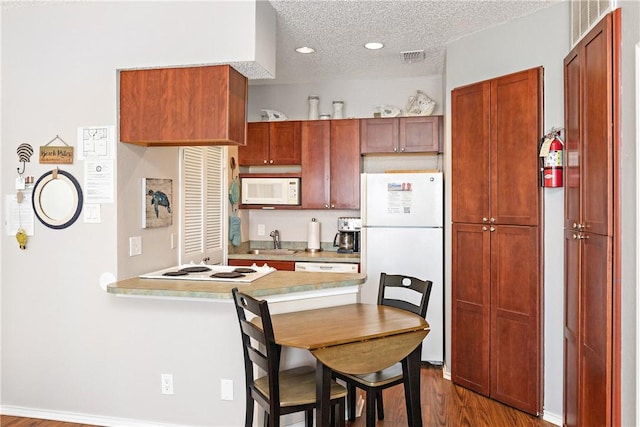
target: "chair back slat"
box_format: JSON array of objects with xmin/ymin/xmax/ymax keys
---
[{"xmin": 377, "ymin": 272, "xmax": 433, "ymax": 317}]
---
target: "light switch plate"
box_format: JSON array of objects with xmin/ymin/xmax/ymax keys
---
[
  {"xmin": 221, "ymin": 379, "xmax": 233, "ymax": 401},
  {"xmin": 129, "ymin": 236, "xmax": 142, "ymax": 256}
]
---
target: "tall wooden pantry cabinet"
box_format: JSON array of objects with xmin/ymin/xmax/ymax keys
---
[
  {"xmin": 451, "ymin": 67, "xmax": 543, "ymax": 416},
  {"xmin": 563, "ymin": 10, "xmax": 620, "ymax": 427}
]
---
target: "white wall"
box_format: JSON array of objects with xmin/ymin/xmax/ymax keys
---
[
  {"xmin": 617, "ymin": 3, "xmax": 639, "ymax": 426},
  {"xmin": 248, "ymin": 75, "xmax": 444, "ymax": 121},
  {"xmin": 1, "ymin": 2, "xmax": 275, "ymax": 426},
  {"xmin": 445, "ymin": 2, "xmax": 569, "ymax": 421}
]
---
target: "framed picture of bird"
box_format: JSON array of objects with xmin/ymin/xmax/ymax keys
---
[{"xmin": 142, "ymin": 178, "xmax": 172, "ymax": 228}]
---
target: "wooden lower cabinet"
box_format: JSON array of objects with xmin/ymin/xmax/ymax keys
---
[
  {"xmin": 451, "ymin": 223, "xmax": 490, "ymax": 395},
  {"xmin": 563, "ymin": 230, "xmax": 613, "ymax": 427},
  {"xmin": 228, "ymin": 258, "xmax": 295, "ymax": 271},
  {"xmin": 452, "ymin": 223, "xmax": 542, "ymax": 415}
]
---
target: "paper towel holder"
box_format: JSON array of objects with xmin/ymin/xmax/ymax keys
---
[{"xmin": 305, "ymin": 217, "xmax": 322, "ymax": 253}]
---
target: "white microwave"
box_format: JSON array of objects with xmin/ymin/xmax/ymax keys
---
[{"xmin": 241, "ymin": 177, "xmax": 301, "ymax": 205}]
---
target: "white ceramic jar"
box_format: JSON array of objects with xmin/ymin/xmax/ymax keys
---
[
  {"xmin": 308, "ymin": 95, "xmax": 320, "ymax": 120},
  {"xmin": 332, "ymin": 100, "xmax": 344, "ymax": 119}
]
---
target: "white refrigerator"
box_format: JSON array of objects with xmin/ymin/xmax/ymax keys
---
[{"xmin": 360, "ymin": 172, "xmax": 444, "ymax": 364}]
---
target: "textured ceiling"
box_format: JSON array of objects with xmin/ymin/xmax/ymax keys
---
[{"xmin": 251, "ymin": 0, "xmax": 561, "ymax": 85}]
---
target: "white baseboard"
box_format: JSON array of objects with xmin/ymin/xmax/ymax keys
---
[
  {"xmin": 542, "ymin": 410, "xmax": 562, "ymax": 426},
  {"xmin": 1, "ymin": 406, "xmax": 189, "ymax": 427}
]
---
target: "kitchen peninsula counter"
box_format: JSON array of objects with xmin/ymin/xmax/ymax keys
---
[{"xmin": 107, "ymin": 270, "xmax": 366, "ymax": 300}]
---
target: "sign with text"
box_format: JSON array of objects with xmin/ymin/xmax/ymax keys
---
[{"xmin": 39, "ymin": 146, "xmax": 74, "ymax": 164}]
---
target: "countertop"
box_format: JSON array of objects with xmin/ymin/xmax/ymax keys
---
[
  {"xmin": 227, "ymin": 241, "xmax": 360, "ymax": 263},
  {"xmin": 107, "ymin": 270, "xmax": 366, "ymax": 300}
]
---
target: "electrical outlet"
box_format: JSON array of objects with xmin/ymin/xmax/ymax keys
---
[
  {"xmin": 129, "ymin": 236, "xmax": 142, "ymax": 256},
  {"xmin": 161, "ymin": 374, "xmax": 173, "ymax": 395},
  {"xmin": 221, "ymin": 379, "xmax": 233, "ymax": 401},
  {"xmin": 258, "ymin": 224, "xmax": 265, "ymax": 236}
]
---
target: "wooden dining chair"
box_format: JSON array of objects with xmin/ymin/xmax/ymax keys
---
[
  {"xmin": 333, "ymin": 273, "xmax": 433, "ymax": 426},
  {"xmin": 231, "ymin": 287, "xmax": 347, "ymax": 427}
]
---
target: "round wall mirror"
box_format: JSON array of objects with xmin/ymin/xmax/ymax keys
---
[{"xmin": 32, "ymin": 169, "xmax": 83, "ymax": 229}]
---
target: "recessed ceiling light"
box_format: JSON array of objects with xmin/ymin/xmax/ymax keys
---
[
  {"xmin": 364, "ymin": 42, "xmax": 384, "ymax": 50},
  {"xmin": 296, "ymin": 46, "xmax": 315, "ymax": 54}
]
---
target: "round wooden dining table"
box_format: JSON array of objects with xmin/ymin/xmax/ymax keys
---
[{"xmin": 263, "ymin": 303, "xmax": 430, "ymax": 426}]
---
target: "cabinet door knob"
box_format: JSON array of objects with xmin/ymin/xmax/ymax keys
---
[
  {"xmin": 490, "ymin": 217, "xmax": 496, "ymax": 223},
  {"xmin": 490, "ymin": 226, "xmax": 496, "ymax": 232},
  {"xmin": 393, "ymin": 147, "xmax": 398, "ymax": 152},
  {"xmin": 401, "ymin": 147, "xmax": 405, "ymax": 152},
  {"xmin": 269, "ymin": 159, "xmax": 274, "ymax": 164},
  {"xmin": 482, "ymin": 217, "xmax": 489, "ymax": 223},
  {"xmin": 482, "ymin": 226, "xmax": 488, "ymax": 231},
  {"xmin": 263, "ymin": 160, "xmax": 268, "ymax": 164}
]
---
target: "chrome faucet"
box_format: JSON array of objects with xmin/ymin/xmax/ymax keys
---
[{"xmin": 269, "ymin": 230, "xmax": 281, "ymax": 249}]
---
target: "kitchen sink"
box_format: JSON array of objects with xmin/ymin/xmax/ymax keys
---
[{"xmin": 247, "ymin": 249, "xmax": 298, "ymax": 255}]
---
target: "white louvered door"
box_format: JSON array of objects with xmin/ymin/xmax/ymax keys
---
[{"xmin": 181, "ymin": 146, "xmax": 225, "ymax": 265}]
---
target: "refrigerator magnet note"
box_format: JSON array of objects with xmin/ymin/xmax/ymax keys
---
[{"xmin": 386, "ymin": 182, "xmax": 413, "ymax": 214}]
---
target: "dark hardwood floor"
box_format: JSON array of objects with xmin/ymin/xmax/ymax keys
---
[
  {"xmin": 1, "ymin": 365, "xmax": 555, "ymax": 427},
  {"xmin": 345, "ymin": 364, "xmax": 554, "ymax": 427}
]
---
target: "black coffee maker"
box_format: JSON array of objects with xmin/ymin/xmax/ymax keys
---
[{"xmin": 333, "ymin": 217, "xmax": 361, "ymax": 253}]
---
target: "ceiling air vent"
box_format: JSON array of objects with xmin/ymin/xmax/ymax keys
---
[{"xmin": 401, "ymin": 50, "xmax": 426, "ymax": 64}]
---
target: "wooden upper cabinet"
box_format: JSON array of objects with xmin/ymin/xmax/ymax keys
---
[
  {"xmin": 491, "ymin": 68, "xmax": 542, "ymax": 226},
  {"xmin": 400, "ymin": 116, "xmax": 442, "ymax": 152},
  {"xmin": 360, "ymin": 116, "xmax": 442, "ymax": 154},
  {"xmin": 452, "ymin": 68, "xmax": 542, "ymax": 226},
  {"xmin": 329, "ymin": 119, "xmax": 361, "ymax": 209},
  {"xmin": 564, "ymin": 15, "xmax": 614, "ymax": 237},
  {"xmin": 119, "ymin": 65, "xmax": 247, "ymax": 146},
  {"xmin": 239, "ymin": 121, "xmax": 301, "ymax": 166},
  {"xmin": 451, "ymin": 81, "xmax": 491, "ymax": 224},
  {"xmin": 301, "ymin": 119, "xmax": 360, "ymax": 209},
  {"xmin": 360, "ymin": 118, "xmax": 398, "ymax": 153},
  {"xmin": 301, "ymin": 120, "xmax": 331, "ymax": 209},
  {"xmin": 239, "ymin": 122, "xmax": 270, "ymax": 165},
  {"xmin": 270, "ymin": 121, "xmax": 302, "ymax": 165}
]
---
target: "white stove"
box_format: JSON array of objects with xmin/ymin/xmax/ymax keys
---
[{"xmin": 139, "ymin": 263, "xmax": 276, "ymax": 283}]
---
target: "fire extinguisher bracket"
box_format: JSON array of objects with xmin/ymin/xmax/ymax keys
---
[{"xmin": 539, "ymin": 131, "xmax": 564, "ymax": 188}]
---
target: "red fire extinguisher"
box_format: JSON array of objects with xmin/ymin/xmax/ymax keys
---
[{"xmin": 540, "ymin": 130, "xmax": 564, "ymax": 188}]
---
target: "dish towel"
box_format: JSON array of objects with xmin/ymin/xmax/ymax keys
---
[
  {"xmin": 229, "ymin": 178, "xmax": 240, "ymax": 206},
  {"xmin": 229, "ymin": 216, "xmax": 241, "ymax": 247}
]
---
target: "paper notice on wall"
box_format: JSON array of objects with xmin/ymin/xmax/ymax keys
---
[
  {"xmin": 386, "ymin": 181, "xmax": 413, "ymax": 214},
  {"xmin": 5, "ymin": 193, "xmax": 35, "ymax": 236},
  {"xmin": 77, "ymin": 125, "xmax": 115, "ymax": 160},
  {"xmin": 84, "ymin": 159, "xmax": 114, "ymax": 204}
]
